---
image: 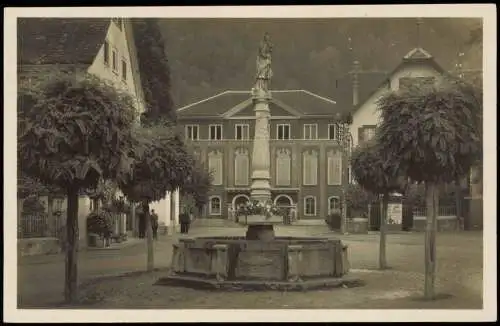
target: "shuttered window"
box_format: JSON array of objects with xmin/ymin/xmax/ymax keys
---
[
  {"xmin": 327, "ymin": 150, "xmax": 342, "ymax": 185},
  {"xmin": 234, "ymin": 148, "xmax": 249, "ymax": 186},
  {"xmin": 208, "ymin": 150, "xmax": 223, "ymax": 185},
  {"xmin": 302, "ymin": 150, "xmax": 318, "ymax": 186},
  {"xmin": 276, "ymin": 148, "xmax": 291, "ymax": 186}
]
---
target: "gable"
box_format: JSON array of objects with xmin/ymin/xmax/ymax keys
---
[
  {"xmin": 87, "ymin": 19, "xmax": 143, "ymax": 111},
  {"xmin": 231, "ymin": 101, "xmax": 299, "ymax": 117},
  {"xmin": 350, "ymin": 61, "xmax": 444, "ymax": 148}
]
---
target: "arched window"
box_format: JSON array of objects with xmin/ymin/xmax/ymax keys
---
[
  {"xmin": 304, "ymin": 196, "xmax": 316, "ymax": 216},
  {"xmin": 209, "ymin": 196, "xmax": 222, "ymax": 215},
  {"xmin": 208, "ymin": 150, "xmax": 223, "ymax": 185},
  {"xmin": 234, "ymin": 148, "xmax": 249, "ymax": 186},
  {"xmin": 276, "ymin": 148, "xmax": 291, "ymax": 186},
  {"xmin": 302, "ymin": 150, "xmax": 318, "ymax": 186},
  {"xmin": 328, "ymin": 196, "xmax": 340, "ymax": 213},
  {"xmin": 327, "ymin": 149, "xmax": 342, "ymax": 186}
]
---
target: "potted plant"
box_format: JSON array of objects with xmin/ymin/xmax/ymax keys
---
[{"xmin": 235, "ymin": 200, "xmax": 286, "ymax": 223}]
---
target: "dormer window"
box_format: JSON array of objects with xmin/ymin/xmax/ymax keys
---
[{"xmin": 112, "ymin": 18, "xmax": 123, "ymax": 31}]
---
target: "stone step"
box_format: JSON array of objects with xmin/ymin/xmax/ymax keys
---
[{"xmin": 190, "ymin": 218, "xmax": 241, "ymax": 228}]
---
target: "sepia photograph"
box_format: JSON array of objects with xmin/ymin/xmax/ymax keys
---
[{"xmin": 4, "ymin": 4, "xmax": 496, "ymax": 323}]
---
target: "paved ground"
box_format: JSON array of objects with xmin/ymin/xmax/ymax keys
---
[{"xmin": 17, "ymin": 226, "xmax": 484, "ymax": 310}]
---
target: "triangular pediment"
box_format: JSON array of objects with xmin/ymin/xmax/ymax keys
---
[
  {"xmin": 230, "ymin": 102, "xmax": 299, "ymax": 117},
  {"xmin": 404, "ymin": 47, "xmax": 433, "ymax": 60}
]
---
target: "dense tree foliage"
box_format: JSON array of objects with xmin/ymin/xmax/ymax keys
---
[
  {"xmin": 18, "ymin": 72, "xmax": 138, "ymax": 303},
  {"xmin": 181, "ymin": 160, "xmax": 213, "ymax": 215},
  {"xmin": 118, "ymin": 126, "xmax": 195, "ymax": 271},
  {"xmin": 132, "ymin": 18, "xmax": 176, "ymax": 125},
  {"xmin": 376, "ymin": 77, "xmax": 482, "ymax": 299},
  {"xmin": 351, "ymin": 141, "xmax": 406, "ymax": 269}
]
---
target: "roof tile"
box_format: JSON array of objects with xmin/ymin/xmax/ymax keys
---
[{"xmin": 18, "ymin": 18, "xmax": 110, "ymax": 65}]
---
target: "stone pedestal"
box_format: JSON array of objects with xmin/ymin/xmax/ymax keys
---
[
  {"xmin": 250, "ymin": 90, "xmax": 272, "ymax": 204},
  {"xmin": 245, "ymin": 223, "xmax": 275, "ymax": 241}
]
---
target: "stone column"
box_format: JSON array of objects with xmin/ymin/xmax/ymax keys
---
[
  {"xmin": 250, "ymin": 88, "xmax": 272, "ymax": 204},
  {"xmin": 174, "ymin": 189, "xmax": 180, "ymax": 227}
]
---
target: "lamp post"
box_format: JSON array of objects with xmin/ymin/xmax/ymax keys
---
[{"xmin": 336, "ymin": 113, "xmax": 353, "ymax": 234}]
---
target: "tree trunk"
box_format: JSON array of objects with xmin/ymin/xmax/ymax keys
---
[
  {"xmin": 46, "ymin": 195, "xmax": 54, "ymax": 237},
  {"xmin": 455, "ymin": 177, "xmax": 462, "ymax": 230},
  {"xmin": 65, "ymin": 188, "xmax": 79, "ymax": 303},
  {"xmin": 144, "ymin": 202, "xmax": 154, "ymax": 272},
  {"xmin": 18, "ymin": 198, "xmax": 24, "ymax": 239},
  {"xmin": 379, "ymin": 193, "xmax": 389, "ymax": 269},
  {"xmin": 424, "ymin": 182, "xmax": 439, "ymax": 300},
  {"xmin": 367, "ymin": 203, "xmax": 372, "ymax": 231}
]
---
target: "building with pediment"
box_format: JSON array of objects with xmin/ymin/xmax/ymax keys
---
[{"xmin": 177, "ymin": 46, "xmax": 482, "ymax": 224}]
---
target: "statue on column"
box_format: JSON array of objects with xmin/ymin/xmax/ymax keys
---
[{"xmin": 254, "ymin": 32, "xmax": 273, "ymax": 93}]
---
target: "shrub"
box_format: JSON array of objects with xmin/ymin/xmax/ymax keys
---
[
  {"xmin": 86, "ymin": 209, "xmax": 113, "ymax": 237},
  {"xmin": 22, "ymin": 196, "xmax": 46, "ymax": 216},
  {"xmin": 325, "ymin": 209, "xmax": 342, "ymax": 230}
]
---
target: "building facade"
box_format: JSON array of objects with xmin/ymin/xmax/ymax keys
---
[
  {"xmin": 17, "ymin": 17, "xmax": 182, "ymax": 243},
  {"xmin": 177, "ymin": 90, "xmax": 351, "ymax": 220}
]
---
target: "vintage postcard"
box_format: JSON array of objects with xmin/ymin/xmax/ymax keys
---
[{"xmin": 3, "ymin": 4, "xmax": 496, "ymax": 323}]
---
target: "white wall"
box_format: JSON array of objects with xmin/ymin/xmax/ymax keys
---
[
  {"xmin": 350, "ymin": 63, "xmax": 443, "ymax": 148},
  {"xmin": 87, "ymin": 19, "xmax": 145, "ymax": 115}
]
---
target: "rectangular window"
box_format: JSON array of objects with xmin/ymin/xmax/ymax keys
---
[
  {"xmin": 209, "ymin": 197, "xmax": 221, "ymax": 215},
  {"xmin": 327, "ymin": 151, "xmax": 342, "ymax": 185},
  {"xmin": 277, "ymin": 124, "xmax": 291, "ymax": 140},
  {"xmin": 112, "ymin": 18, "xmax": 123, "ymax": 31},
  {"xmin": 235, "ymin": 124, "xmax": 250, "ymax": 140},
  {"xmin": 328, "ymin": 124, "xmax": 338, "ymax": 140},
  {"xmin": 234, "ymin": 150, "xmax": 249, "ymax": 186},
  {"xmin": 208, "ymin": 153, "xmax": 223, "ymax": 185},
  {"xmin": 121, "ymin": 59, "xmax": 127, "ymax": 81},
  {"xmin": 399, "ymin": 76, "xmax": 436, "ymax": 90},
  {"xmin": 276, "ymin": 149, "xmax": 291, "ymax": 186},
  {"xmin": 304, "ymin": 197, "xmax": 317, "ymax": 216},
  {"xmin": 358, "ymin": 126, "xmax": 376, "ymax": 145},
  {"xmin": 303, "ymin": 151, "xmax": 318, "ymax": 186},
  {"xmin": 303, "ymin": 124, "xmax": 318, "ymax": 140},
  {"xmin": 209, "ymin": 124, "xmax": 223, "ymax": 140},
  {"xmin": 103, "ymin": 41, "xmax": 109, "ymax": 66},
  {"xmin": 328, "ymin": 197, "xmax": 340, "ymax": 213},
  {"xmin": 185, "ymin": 125, "xmax": 199, "ymax": 140},
  {"xmin": 112, "ymin": 49, "xmax": 118, "ymax": 73}
]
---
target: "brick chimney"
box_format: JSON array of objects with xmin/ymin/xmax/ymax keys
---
[{"xmin": 351, "ymin": 60, "xmax": 361, "ymax": 107}]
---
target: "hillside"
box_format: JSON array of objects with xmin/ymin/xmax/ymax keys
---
[{"xmin": 158, "ymin": 18, "xmax": 482, "ymax": 108}]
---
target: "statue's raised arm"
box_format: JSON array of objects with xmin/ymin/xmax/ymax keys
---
[{"xmin": 254, "ymin": 33, "xmax": 273, "ymax": 93}]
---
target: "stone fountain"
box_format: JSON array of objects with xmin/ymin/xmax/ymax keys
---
[{"xmin": 157, "ymin": 34, "xmax": 360, "ymax": 291}]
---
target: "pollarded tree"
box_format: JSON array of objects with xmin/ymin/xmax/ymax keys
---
[
  {"xmin": 18, "ymin": 73, "xmax": 138, "ymax": 303},
  {"xmin": 181, "ymin": 160, "xmax": 213, "ymax": 216},
  {"xmin": 351, "ymin": 141, "xmax": 406, "ymax": 269},
  {"xmin": 376, "ymin": 77, "xmax": 482, "ymax": 299},
  {"xmin": 118, "ymin": 126, "xmax": 195, "ymax": 271}
]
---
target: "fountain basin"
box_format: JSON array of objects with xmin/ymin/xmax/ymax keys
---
[{"xmin": 158, "ymin": 235, "xmax": 362, "ymax": 291}]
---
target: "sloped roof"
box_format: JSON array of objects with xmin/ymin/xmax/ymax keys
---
[
  {"xmin": 176, "ymin": 89, "xmax": 340, "ymax": 118},
  {"xmin": 177, "ymin": 91, "xmax": 250, "ymax": 117},
  {"xmin": 18, "ymin": 18, "xmax": 110, "ymax": 65},
  {"xmin": 341, "ymin": 47, "xmax": 447, "ymax": 112},
  {"xmin": 332, "ymin": 71, "xmax": 388, "ymax": 110}
]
